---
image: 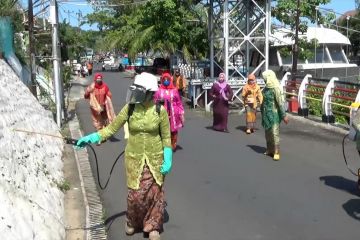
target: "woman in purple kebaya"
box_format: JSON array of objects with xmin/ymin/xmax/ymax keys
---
[{"xmin": 210, "ymin": 73, "xmax": 233, "ymax": 132}]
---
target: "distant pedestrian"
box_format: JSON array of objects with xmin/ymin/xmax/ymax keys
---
[
  {"xmin": 210, "ymin": 73, "xmax": 233, "ymax": 132},
  {"xmin": 260, "ymin": 70, "xmax": 289, "ymax": 161},
  {"xmin": 84, "ymin": 73, "xmax": 115, "ymax": 130},
  {"xmin": 173, "ymin": 69, "xmax": 187, "ymax": 97},
  {"xmin": 154, "ymin": 72, "xmax": 185, "ymax": 150},
  {"xmin": 87, "ymin": 61, "xmax": 93, "ymax": 75},
  {"xmin": 242, "ymin": 73, "xmax": 263, "ymax": 134}
]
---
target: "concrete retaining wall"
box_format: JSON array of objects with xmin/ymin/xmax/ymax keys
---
[{"xmin": 0, "ymin": 59, "xmax": 65, "ymax": 240}]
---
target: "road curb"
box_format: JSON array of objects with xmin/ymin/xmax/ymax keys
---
[
  {"xmin": 286, "ymin": 113, "xmax": 349, "ymax": 135},
  {"xmin": 68, "ymin": 113, "xmax": 107, "ymax": 240}
]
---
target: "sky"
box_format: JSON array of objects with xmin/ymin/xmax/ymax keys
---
[
  {"xmin": 325, "ymin": 0, "xmax": 356, "ymax": 13},
  {"xmin": 57, "ymin": 1, "xmax": 94, "ymax": 30},
  {"xmin": 22, "ymin": 0, "xmax": 358, "ymax": 32}
]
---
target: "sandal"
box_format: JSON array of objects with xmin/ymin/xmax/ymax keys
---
[
  {"xmin": 125, "ymin": 222, "xmax": 135, "ymax": 235},
  {"xmin": 149, "ymin": 230, "xmax": 161, "ymax": 240}
]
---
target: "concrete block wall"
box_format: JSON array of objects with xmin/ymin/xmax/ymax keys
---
[{"xmin": 0, "ymin": 59, "xmax": 65, "ymax": 240}]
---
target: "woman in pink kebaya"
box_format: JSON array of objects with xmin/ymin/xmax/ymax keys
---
[{"xmin": 154, "ymin": 72, "xmax": 185, "ymax": 150}]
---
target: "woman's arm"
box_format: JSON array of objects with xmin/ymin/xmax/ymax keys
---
[
  {"xmin": 227, "ymin": 85, "xmax": 234, "ymax": 100},
  {"xmin": 274, "ymin": 88, "xmax": 286, "ymax": 120},
  {"xmin": 84, "ymin": 83, "xmax": 94, "ymax": 99},
  {"xmin": 99, "ymin": 104, "xmax": 129, "ymax": 140},
  {"xmin": 159, "ymin": 106, "xmax": 172, "ymax": 148}
]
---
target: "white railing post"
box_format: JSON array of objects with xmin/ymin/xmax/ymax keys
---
[
  {"xmin": 298, "ymin": 74, "xmax": 312, "ymax": 116},
  {"xmin": 280, "ymin": 72, "xmax": 291, "ymax": 111},
  {"xmin": 322, "ymin": 77, "xmax": 338, "ymax": 123}
]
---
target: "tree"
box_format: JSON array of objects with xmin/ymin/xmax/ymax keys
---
[
  {"xmin": 58, "ymin": 22, "xmax": 101, "ymax": 61},
  {"xmin": 86, "ymin": 0, "xmax": 209, "ymax": 61},
  {"xmin": 273, "ymin": 0, "xmax": 333, "ymax": 75},
  {"xmin": 0, "ymin": 0, "xmax": 26, "ymax": 63}
]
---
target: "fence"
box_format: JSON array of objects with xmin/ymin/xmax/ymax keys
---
[{"xmin": 280, "ymin": 72, "xmax": 360, "ymax": 138}]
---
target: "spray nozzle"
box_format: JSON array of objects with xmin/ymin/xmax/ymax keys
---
[{"xmin": 64, "ymin": 137, "xmax": 78, "ymax": 145}]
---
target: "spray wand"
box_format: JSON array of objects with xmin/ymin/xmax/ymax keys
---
[{"xmin": 12, "ymin": 128, "xmax": 78, "ymax": 145}]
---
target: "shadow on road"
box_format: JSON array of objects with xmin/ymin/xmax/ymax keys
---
[
  {"xmin": 343, "ymin": 199, "xmax": 360, "ymax": 221},
  {"xmin": 205, "ymin": 126, "xmax": 230, "ymax": 133},
  {"xmin": 174, "ymin": 145, "xmax": 183, "ymax": 152},
  {"xmin": 236, "ymin": 126, "xmax": 247, "ymax": 132},
  {"xmin": 247, "ymin": 145, "xmax": 266, "ymax": 154},
  {"xmin": 320, "ymin": 176, "xmax": 360, "ymax": 221},
  {"xmin": 105, "ymin": 209, "xmax": 170, "ymax": 233},
  {"xmin": 319, "ymin": 176, "xmax": 360, "ymax": 197},
  {"xmin": 109, "ymin": 136, "xmax": 121, "ymax": 142},
  {"xmin": 205, "ymin": 126, "xmax": 214, "ymax": 130},
  {"xmin": 236, "ymin": 126, "xmax": 260, "ymax": 133}
]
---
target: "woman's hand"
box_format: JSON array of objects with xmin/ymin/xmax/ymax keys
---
[
  {"xmin": 283, "ymin": 116, "xmax": 289, "ymax": 124},
  {"xmin": 160, "ymin": 147, "xmax": 173, "ymax": 175},
  {"xmin": 75, "ymin": 132, "xmax": 102, "ymax": 148}
]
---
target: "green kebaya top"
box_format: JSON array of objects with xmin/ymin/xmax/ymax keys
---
[
  {"xmin": 261, "ymin": 87, "xmax": 286, "ymax": 130},
  {"xmin": 99, "ymin": 102, "xmax": 171, "ymax": 189}
]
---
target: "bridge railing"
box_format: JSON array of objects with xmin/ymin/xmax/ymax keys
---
[{"xmin": 281, "ymin": 72, "xmax": 360, "ymax": 130}]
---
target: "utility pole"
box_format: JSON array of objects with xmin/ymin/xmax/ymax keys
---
[
  {"xmin": 50, "ymin": 0, "xmax": 63, "ymax": 127},
  {"xmin": 64, "ymin": 10, "xmax": 74, "ymax": 25},
  {"xmin": 41, "ymin": 0, "xmax": 47, "ymax": 30},
  {"xmin": 28, "ymin": 0, "xmax": 37, "ymax": 97},
  {"xmin": 291, "ymin": 0, "xmax": 300, "ymax": 79},
  {"xmin": 76, "ymin": 10, "xmax": 82, "ymax": 32}
]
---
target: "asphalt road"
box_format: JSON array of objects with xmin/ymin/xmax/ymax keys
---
[{"xmin": 75, "ymin": 68, "xmax": 360, "ymax": 240}]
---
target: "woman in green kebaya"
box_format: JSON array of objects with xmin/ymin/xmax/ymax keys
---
[
  {"xmin": 261, "ymin": 70, "xmax": 289, "ymax": 161},
  {"xmin": 76, "ymin": 72, "xmax": 172, "ymax": 240}
]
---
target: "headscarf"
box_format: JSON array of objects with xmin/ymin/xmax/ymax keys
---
[
  {"xmin": 247, "ymin": 73, "xmax": 257, "ymax": 89},
  {"xmin": 160, "ymin": 72, "xmax": 175, "ymax": 89},
  {"xmin": 94, "ymin": 73, "xmax": 104, "ymax": 89},
  {"xmin": 262, "ymin": 70, "xmax": 284, "ymax": 102},
  {"xmin": 216, "ymin": 73, "xmax": 229, "ymax": 100},
  {"xmin": 262, "ymin": 70, "xmax": 280, "ymax": 89}
]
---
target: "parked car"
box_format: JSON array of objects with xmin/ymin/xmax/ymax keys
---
[{"xmin": 135, "ymin": 57, "xmax": 169, "ymax": 75}]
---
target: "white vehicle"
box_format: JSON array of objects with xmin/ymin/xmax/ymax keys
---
[
  {"xmin": 102, "ymin": 56, "xmax": 121, "ymax": 71},
  {"xmin": 86, "ymin": 48, "xmax": 94, "ymax": 60}
]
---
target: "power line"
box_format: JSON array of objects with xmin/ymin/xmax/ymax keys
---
[
  {"xmin": 58, "ymin": 0, "xmax": 150, "ymax": 7},
  {"xmin": 326, "ymin": 22, "xmax": 360, "ymax": 35},
  {"xmin": 309, "ymin": 3, "xmax": 360, "ymax": 22},
  {"xmin": 275, "ymin": 3, "xmax": 360, "ymax": 38}
]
